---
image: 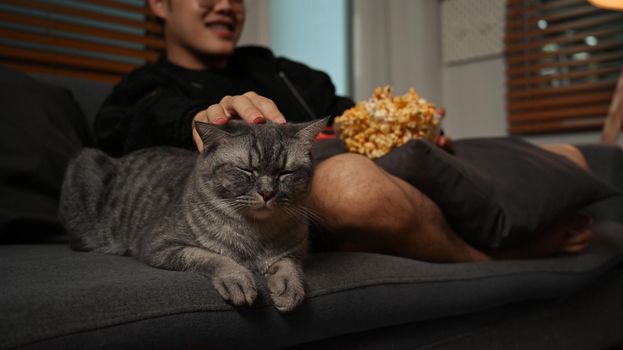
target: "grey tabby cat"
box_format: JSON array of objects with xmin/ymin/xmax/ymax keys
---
[{"xmin": 59, "ymin": 118, "xmax": 327, "ymax": 312}]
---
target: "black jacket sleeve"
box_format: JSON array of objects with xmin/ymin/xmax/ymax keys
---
[
  {"xmin": 95, "ymin": 47, "xmax": 356, "ymax": 156},
  {"xmin": 95, "ymin": 67, "xmax": 207, "ymax": 156}
]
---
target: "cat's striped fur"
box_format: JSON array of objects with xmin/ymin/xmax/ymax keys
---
[{"xmin": 59, "ymin": 119, "xmax": 326, "ymax": 312}]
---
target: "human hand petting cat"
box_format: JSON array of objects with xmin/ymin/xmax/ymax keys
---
[{"xmin": 193, "ymin": 91, "xmax": 287, "ymax": 152}]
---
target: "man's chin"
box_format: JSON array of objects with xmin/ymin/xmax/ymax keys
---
[{"xmin": 202, "ymin": 43, "xmax": 236, "ymax": 57}]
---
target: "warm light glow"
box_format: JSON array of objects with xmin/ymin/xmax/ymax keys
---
[{"xmin": 588, "ymin": 0, "xmax": 623, "ymax": 11}]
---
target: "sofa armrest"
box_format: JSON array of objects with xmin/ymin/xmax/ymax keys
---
[{"xmin": 578, "ymin": 144, "xmax": 623, "ymax": 223}]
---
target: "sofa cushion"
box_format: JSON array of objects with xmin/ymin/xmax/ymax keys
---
[
  {"xmin": 294, "ymin": 263, "xmax": 623, "ymax": 350},
  {"xmin": 578, "ymin": 144, "xmax": 623, "ymax": 224},
  {"xmin": 375, "ymin": 138, "xmax": 618, "ymax": 248},
  {"xmin": 1, "ymin": 221, "xmax": 622, "ymax": 349},
  {"xmin": 0, "ymin": 67, "xmax": 92, "ymax": 243},
  {"xmin": 29, "ymin": 72, "xmax": 113, "ymax": 126}
]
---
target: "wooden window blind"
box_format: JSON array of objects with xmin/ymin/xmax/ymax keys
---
[
  {"xmin": 0, "ymin": 0, "xmax": 164, "ymax": 83},
  {"xmin": 505, "ymin": 0, "xmax": 623, "ymax": 134}
]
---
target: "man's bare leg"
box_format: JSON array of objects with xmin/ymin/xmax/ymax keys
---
[
  {"xmin": 310, "ymin": 153, "xmax": 592, "ymax": 262},
  {"xmin": 539, "ymin": 144, "xmax": 590, "ymax": 171},
  {"xmin": 310, "ymin": 154, "xmax": 490, "ymax": 263},
  {"xmin": 488, "ymin": 211, "xmax": 593, "ymax": 259}
]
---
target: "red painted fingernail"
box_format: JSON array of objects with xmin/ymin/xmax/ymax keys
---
[
  {"xmin": 214, "ymin": 118, "xmax": 228, "ymax": 125},
  {"xmin": 253, "ymin": 116, "xmax": 266, "ymax": 124}
]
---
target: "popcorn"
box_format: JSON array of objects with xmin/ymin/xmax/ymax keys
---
[{"xmin": 335, "ymin": 86, "xmax": 442, "ymax": 159}]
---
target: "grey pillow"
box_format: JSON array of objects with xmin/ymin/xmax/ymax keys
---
[
  {"xmin": 0, "ymin": 67, "xmax": 92, "ymax": 243},
  {"xmin": 375, "ymin": 137, "xmax": 619, "ymax": 248}
]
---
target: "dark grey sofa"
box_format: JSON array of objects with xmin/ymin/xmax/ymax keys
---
[{"xmin": 1, "ymin": 67, "xmax": 623, "ymax": 349}]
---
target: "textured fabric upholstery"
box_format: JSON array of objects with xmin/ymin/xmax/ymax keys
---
[
  {"xmin": 29, "ymin": 73, "xmax": 112, "ymax": 126},
  {"xmin": 2, "ymin": 221, "xmax": 622, "ymax": 349},
  {"xmin": 579, "ymin": 144, "xmax": 623, "ymax": 224},
  {"xmin": 0, "ymin": 67, "xmax": 93, "ymax": 243}
]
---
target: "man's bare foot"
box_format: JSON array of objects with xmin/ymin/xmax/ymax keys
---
[
  {"xmin": 489, "ymin": 212, "xmax": 593, "ymax": 259},
  {"xmin": 560, "ymin": 213, "xmax": 593, "ymax": 254}
]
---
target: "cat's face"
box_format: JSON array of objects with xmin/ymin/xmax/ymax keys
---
[{"xmin": 195, "ymin": 119, "xmax": 326, "ymax": 219}]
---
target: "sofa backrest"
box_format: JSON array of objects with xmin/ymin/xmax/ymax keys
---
[
  {"xmin": 579, "ymin": 144, "xmax": 623, "ymax": 224},
  {"xmin": 1, "ymin": 67, "xmax": 96, "ymax": 243},
  {"xmin": 28, "ymin": 73, "xmax": 114, "ymax": 128}
]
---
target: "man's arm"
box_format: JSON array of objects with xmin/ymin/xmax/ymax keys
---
[{"xmin": 94, "ymin": 66, "xmax": 210, "ymax": 156}]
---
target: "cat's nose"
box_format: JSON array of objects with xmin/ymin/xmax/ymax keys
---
[{"xmin": 258, "ymin": 191, "xmax": 275, "ymax": 202}]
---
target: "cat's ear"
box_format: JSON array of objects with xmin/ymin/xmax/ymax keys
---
[
  {"xmin": 194, "ymin": 120, "xmax": 246, "ymax": 147},
  {"xmin": 290, "ymin": 117, "xmax": 329, "ymax": 143}
]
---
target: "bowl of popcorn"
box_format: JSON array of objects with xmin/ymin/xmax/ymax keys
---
[{"xmin": 334, "ymin": 86, "xmax": 442, "ymax": 159}]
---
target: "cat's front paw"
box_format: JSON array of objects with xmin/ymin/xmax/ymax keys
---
[
  {"xmin": 212, "ymin": 268, "xmax": 257, "ymax": 307},
  {"xmin": 267, "ymin": 267, "xmax": 305, "ymax": 312}
]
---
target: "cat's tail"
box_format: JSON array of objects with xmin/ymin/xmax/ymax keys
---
[{"xmin": 59, "ymin": 148, "xmax": 118, "ymax": 252}]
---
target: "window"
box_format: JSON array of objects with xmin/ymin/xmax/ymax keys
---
[
  {"xmin": 270, "ymin": 0, "xmax": 350, "ymax": 96},
  {"xmin": 0, "ymin": 0, "xmax": 163, "ymax": 83},
  {"xmin": 505, "ymin": 0, "xmax": 623, "ymax": 134}
]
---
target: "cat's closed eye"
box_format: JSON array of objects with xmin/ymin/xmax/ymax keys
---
[
  {"xmin": 279, "ymin": 170, "xmax": 295, "ymax": 179},
  {"xmin": 236, "ymin": 167, "xmax": 254, "ymax": 176}
]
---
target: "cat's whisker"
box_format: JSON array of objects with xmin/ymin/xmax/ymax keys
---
[
  {"xmin": 211, "ymin": 199, "xmax": 249, "ymax": 213},
  {"xmin": 292, "ymin": 205, "xmax": 328, "ymax": 228},
  {"xmin": 281, "ymin": 206, "xmax": 306, "ymax": 224},
  {"xmin": 279, "ymin": 203, "xmax": 327, "ymax": 228}
]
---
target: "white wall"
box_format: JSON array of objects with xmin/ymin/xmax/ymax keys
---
[
  {"xmin": 238, "ymin": 0, "xmax": 270, "ymax": 47},
  {"xmin": 351, "ymin": 0, "xmax": 441, "ymax": 104},
  {"xmin": 441, "ymin": 56, "xmax": 508, "ymax": 139}
]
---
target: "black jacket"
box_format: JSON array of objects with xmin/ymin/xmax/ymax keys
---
[{"xmin": 95, "ymin": 46, "xmax": 354, "ymax": 156}]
